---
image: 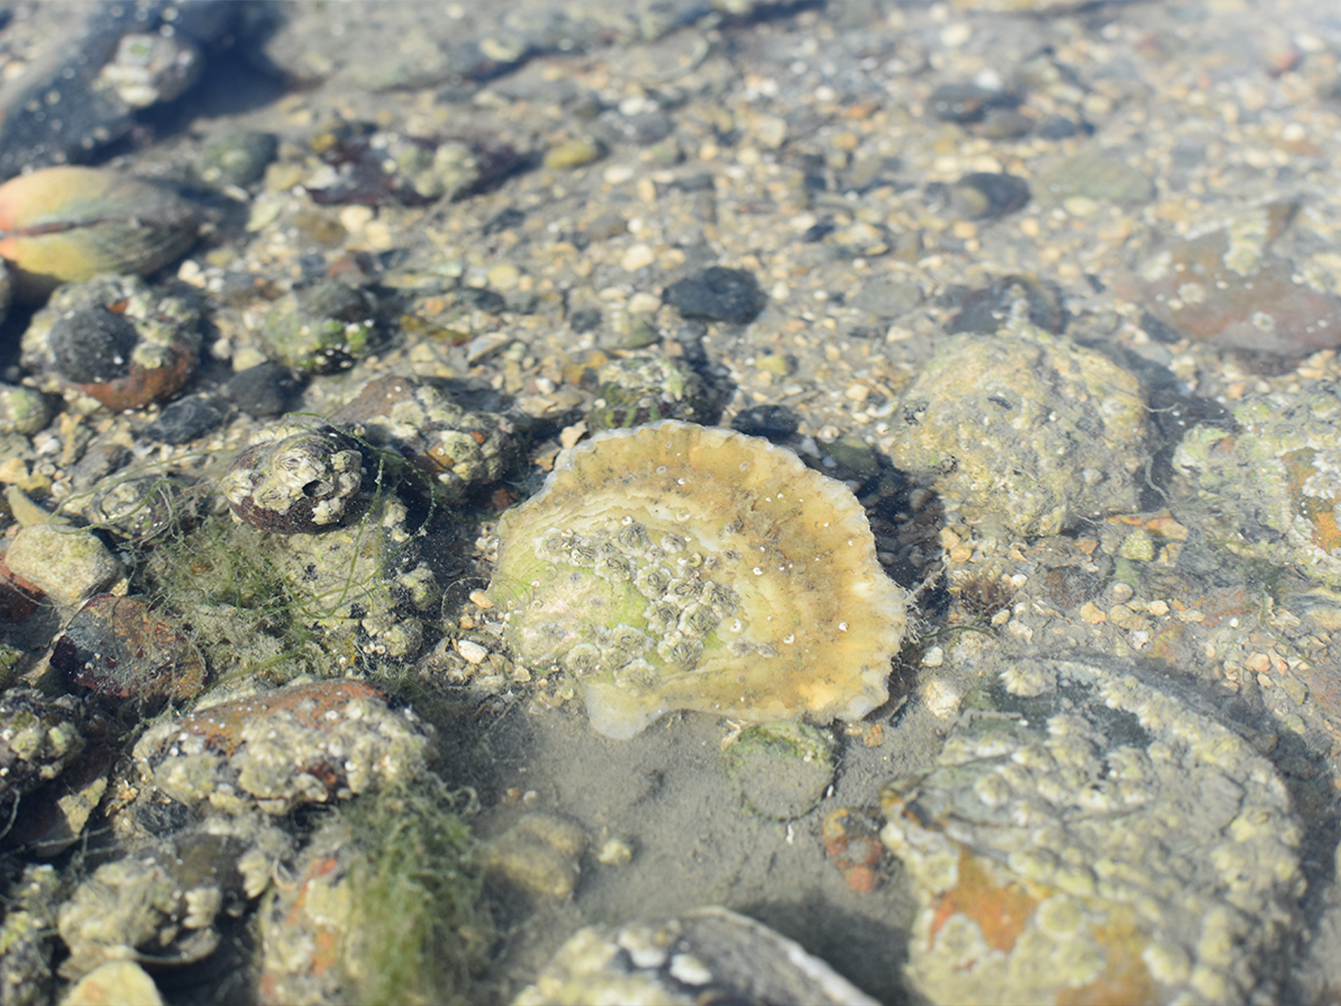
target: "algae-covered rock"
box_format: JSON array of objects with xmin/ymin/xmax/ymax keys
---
[
  {"xmin": 262, "ymin": 280, "xmax": 375, "ymax": 373},
  {"xmin": 881, "ymin": 657, "xmax": 1303, "ymax": 1005},
  {"xmin": 1172, "ymin": 385, "xmax": 1341, "ymax": 586},
  {"xmin": 258, "ymin": 783, "xmax": 489, "ymax": 1006},
  {"xmin": 887, "ymin": 324, "xmax": 1147, "ymax": 536},
  {"xmin": 722, "ymin": 720, "xmax": 836, "ymax": 820},
  {"xmin": 588, "ymin": 353, "xmax": 710, "ymax": 432}
]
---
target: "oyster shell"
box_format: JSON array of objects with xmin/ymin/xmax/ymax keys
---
[{"xmin": 491, "ymin": 420, "xmax": 909, "ymax": 738}]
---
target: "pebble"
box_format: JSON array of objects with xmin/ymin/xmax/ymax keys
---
[
  {"xmin": 224, "ymin": 362, "xmax": 305, "ymax": 418},
  {"xmin": 0, "ymin": 384, "xmax": 51, "ymax": 435},
  {"xmin": 544, "ymin": 137, "xmax": 605, "ymax": 170},
  {"xmin": 190, "ymin": 130, "xmax": 278, "ymax": 190},
  {"xmin": 662, "ymin": 266, "xmax": 765, "ymax": 324},
  {"xmin": 1036, "ymin": 151, "xmax": 1154, "ymax": 205},
  {"xmin": 947, "ymin": 172, "xmax": 1031, "ymax": 220},
  {"xmin": 731, "ymin": 404, "xmax": 800, "ymax": 442},
  {"xmin": 483, "ymin": 812, "xmax": 587, "ymax": 898},
  {"xmin": 60, "ymin": 960, "xmax": 163, "ymax": 1006},
  {"xmin": 721, "ymin": 721, "xmax": 836, "ymax": 821},
  {"xmin": 143, "ymin": 394, "xmax": 233, "ymax": 445}
]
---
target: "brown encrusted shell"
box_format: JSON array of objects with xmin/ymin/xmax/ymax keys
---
[
  {"xmin": 221, "ymin": 426, "xmax": 366, "ymax": 534},
  {"xmin": 491, "ymin": 420, "xmax": 910, "ymax": 738}
]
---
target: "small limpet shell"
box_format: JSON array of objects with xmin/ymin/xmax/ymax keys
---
[{"xmin": 491, "ymin": 420, "xmax": 910, "ymax": 739}]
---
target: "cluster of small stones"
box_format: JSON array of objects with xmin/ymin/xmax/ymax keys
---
[{"xmin": 530, "ymin": 521, "xmax": 742, "ymax": 686}]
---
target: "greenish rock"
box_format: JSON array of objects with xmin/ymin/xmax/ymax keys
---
[
  {"xmin": 258, "ymin": 782, "xmax": 489, "ymax": 1006},
  {"xmin": 851, "ymin": 277, "xmax": 922, "ymax": 318},
  {"xmin": 1118, "ymin": 527, "xmax": 1155, "ymax": 562},
  {"xmin": 1036, "ymin": 151, "xmax": 1155, "ymax": 206},
  {"xmin": 596, "ymin": 311, "xmax": 660, "ymax": 350},
  {"xmin": 882, "ymin": 657, "xmax": 1304, "ymax": 1006},
  {"xmin": 0, "ymin": 689, "xmax": 83, "ymax": 807},
  {"xmin": 263, "ymin": 280, "xmax": 375, "ymax": 373},
  {"xmin": 0, "ymin": 383, "xmax": 51, "ymax": 435},
  {"xmin": 1173, "ymin": 385, "xmax": 1341, "ymax": 586},
  {"xmin": 721, "ymin": 720, "xmax": 836, "ymax": 820},
  {"xmin": 886, "ymin": 323, "xmax": 1147, "ymax": 536},
  {"xmin": 588, "ymin": 353, "xmax": 709, "ymax": 431},
  {"xmin": 0, "ymin": 864, "xmax": 60, "ymax": 1006},
  {"xmin": 513, "ymin": 906, "xmax": 878, "ymax": 1006},
  {"xmin": 544, "ymin": 137, "xmax": 605, "ymax": 170},
  {"xmin": 192, "ymin": 129, "xmax": 278, "ymax": 189},
  {"xmin": 4, "ymin": 523, "xmax": 123, "ymax": 607},
  {"xmin": 827, "ymin": 435, "xmax": 881, "ymax": 478},
  {"xmin": 62, "ymin": 961, "xmax": 163, "ymax": 1006}
]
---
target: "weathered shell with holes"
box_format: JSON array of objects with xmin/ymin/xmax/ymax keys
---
[{"xmin": 491, "ymin": 421, "xmax": 909, "ymax": 738}]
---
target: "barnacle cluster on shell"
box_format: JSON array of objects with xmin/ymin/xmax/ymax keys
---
[
  {"xmin": 221, "ymin": 423, "xmax": 367, "ymax": 534},
  {"xmin": 332, "ymin": 375, "xmax": 517, "ymax": 504},
  {"xmin": 490, "ymin": 420, "xmax": 910, "ymax": 738}
]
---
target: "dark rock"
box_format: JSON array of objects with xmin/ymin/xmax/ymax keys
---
[
  {"xmin": 928, "ymin": 83, "xmax": 1018, "ymax": 124},
  {"xmin": 732, "ymin": 405, "xmax": 799, "ymax": 442},
  {"xmin": 482, "ymin": 207, "xmax": 526, "ymax": 235},
  {"xmin": 663, "ymin": 266, "xmax": 765, "ymax": 324},
  {"xmin": 1036, "ymin": 115, "xmax": 1085, "ymax": 139},
  {"xmin": 49, "ymin": 308, "xmax": 138, "ymax": 384},
  {"xmin": 948, "ymin": 172, "xmax": 1031, "ymax": 220},
  {"xmin": 569, "ymin": 308, "xmax": 602, "ymax": 333},
  {"xmin": 977, "ymin": 108, "xmax": 1033, "ymax": 139},
  {"xmin": 226, "ymin": 362, "xmax": 304, "ymax": 417},
  {"xmin": 144, "ymin": 395, "xmax": 233, "ymax": 445},
  {"xmin": 945, "ymin": 275, "xmax": 1064, "ymax": 335}
]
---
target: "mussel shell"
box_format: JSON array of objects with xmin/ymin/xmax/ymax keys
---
[{"xmin": 0, "ymin": 167, "xmax": 199, "ymax": 301}]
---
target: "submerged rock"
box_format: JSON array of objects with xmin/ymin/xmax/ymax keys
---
[
  {"xmin": 133, "ymin": 679, "xmax": 435, "ymax": 816},
  {"xmin": 1173, "ymin": 383, "xmax": 1341, "ymax": 586},
  {"xmin": 1117, "ymin": 200, "xmax": 1341, "ymax": 356},
  {"xmin": 881, "ymin": 657, "xmax": 1304, "ymax": 1005},
  {"xmin": 490, "ymin": 421, "xmax": 909, "ymax": 738},
  {"xmin": 887, "ymin": 324, "xmax": 1147, "ymax": 537},
  {"xmin": 512, "ymin": 905, "xmax": 878, "ymax": 1006}
]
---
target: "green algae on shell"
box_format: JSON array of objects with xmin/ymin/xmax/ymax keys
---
[{"xmin": 490, "ymin": 420, "xmax": 909, "ymax": 739}]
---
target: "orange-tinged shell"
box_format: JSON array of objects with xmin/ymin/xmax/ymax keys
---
[
  {"xmin": 0, "ymin": 166, "xmax": 199, "ymax": 300},
  {"xmin": 491, "ymin": 420, "xmax": 910, "ymax": 738}
]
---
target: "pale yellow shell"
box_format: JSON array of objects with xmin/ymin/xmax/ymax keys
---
[{"xmin": 491, "ymin": 421, "xmax": 910, "ymax": 738}]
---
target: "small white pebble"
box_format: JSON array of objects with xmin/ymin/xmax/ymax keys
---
[{"xmin": 456, "ymin": 639, "xmax": 489, "ymax": 664}]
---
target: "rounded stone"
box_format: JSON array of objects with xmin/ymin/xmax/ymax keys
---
[
  {"xmin": 221, "ymin": 425, "xmax": 367, "ymax": 534},
  {"xmin": 662, "ymin": 267, "xmax": 766, "ymax": 325}
]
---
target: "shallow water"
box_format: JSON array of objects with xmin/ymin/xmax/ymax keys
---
[{"xmin": 5, "ymin": 1, "xmax": 1341, "ymax": 1003}]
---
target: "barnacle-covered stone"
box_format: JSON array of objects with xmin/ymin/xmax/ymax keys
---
[
  {"xmin": 588, "ymin": 353, "xmax": 710, "ymax": 432},
  {"xmin": 20, "ymin": 273, "xmax": 201, "ymax": 410},
  {"xmin": 0, "ymin": 864, "xmax": 61, "ymax": 1005},
  {"xmin": 490, "ymin": 420, "xmax": 909, "ymax": 739},
  {"xmin": 56, "ymin": 821, "xmax": 277, "ymax": 979},
  {"xmin": 0, "ymin": 689, "xmax": 84, "ymax": 806},
  {"xmin": 887, "ymin": 323, "xmax": 1147, "ymax": 537},
  {"xmin": 332, "ymin": 375, "xmax": 518, "ymax": 504},
  {"xmin": 1172, "ymin": 384, "xmax": 1341, "ymax": 586},
  {"xmin": 0, "ymin": 168, "xmax": 199, "ymax": 300},
  {"xmin": 261, "ymin": 280, "xmax": 376, "ymax": 373},
  {"xmin": 881, "ymin": 657, "xmax": 1304, "ymax": 1006},
  {"xmin": 512, "ymin": 906, "xmax": 878, "ymax": 1006},
  {"xmin": 94, "ymin": 31, "xmax": 201, "ymax": 109},
  {"xmin": 0, "ymin": 382, "xmax": 51, "ymax": 435},
  {"xmin": 4, "ymin": 519, "xmax": 124, "ymax": 608},
  {"xmin": 221, "ymin": 424, "xmax": 368, "ymax": 534},
  {"xmin": 132, "ymin": 679, "xmax": 435, "ymax": 816}
]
